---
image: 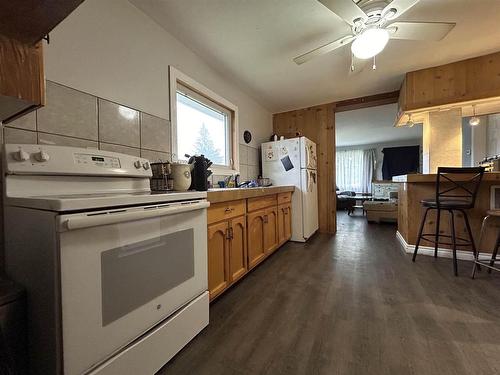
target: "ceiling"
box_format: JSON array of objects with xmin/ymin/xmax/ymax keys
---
[
  {"xmin": 130, "ymin": 0, "xmax": 500, "ymax": 113},
  {"xmin": 335, "ymin": 103, "xmax": 421, "ymax": 146}
]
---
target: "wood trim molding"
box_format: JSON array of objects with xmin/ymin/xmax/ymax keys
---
[
  {"xmin": 396, "ymin": 231, "xmax": 492, "ymax": 261},
  {"xmin": 334, "ymin": 90, "xmax": 399, "ymax": 113},
  {"xmin": 272, "ymin": 90, "xmax": 400, "ymax": 234},
  {"xmin": 169, "ymin": 66, "xmax": 239, "ymax": 175}
]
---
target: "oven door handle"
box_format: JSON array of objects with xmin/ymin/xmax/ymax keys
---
[{"xmin": 63, "ymin": 201, "xmax": 210, "ymax": 230}]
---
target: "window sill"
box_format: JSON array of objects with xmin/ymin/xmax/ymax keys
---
[{"xmin": 210, "ymin": 166, "xmax": 239, "ymax": 176}]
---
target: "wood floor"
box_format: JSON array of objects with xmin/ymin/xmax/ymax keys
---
[{"xmin": 158, "ymin": 212, "xmax": 500, "ymax": 375}]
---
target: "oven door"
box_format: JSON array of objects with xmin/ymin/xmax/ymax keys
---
[{"xmin": 57, "ymin": 200, "xmax": 209, "ymax": 375}]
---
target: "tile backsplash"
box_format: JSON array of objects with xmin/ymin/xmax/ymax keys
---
[
  {"xmin": 3, "ymin": 80, "xmax": 261, "ymax": 182},
  {"xmin": 4, "ymin": 81, "xmax": 171, "ymax": 162}
]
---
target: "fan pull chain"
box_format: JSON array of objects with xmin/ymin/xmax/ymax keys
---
[
  {"xmin": 350, "ymin": 53, "xmax": 355, "ymax": 72},
  {"xmin": 372, "ymin": 55, "xmax": 377, "ymax": 70}
]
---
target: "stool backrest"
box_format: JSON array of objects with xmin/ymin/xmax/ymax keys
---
[{"xmin": 435, "ymin": 167, "xmax": 485, "ymax": 209}]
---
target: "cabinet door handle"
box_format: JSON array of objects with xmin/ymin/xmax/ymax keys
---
[
  {"xmin": 263, "ymin": 215, "xmax": 268, "ymax": 223},
  {"xmin": 226, "ymin": 227, "xmax": 231, "ymax": 240},
  {"xmin": 229, "ymin": 227, "xmax": 234, "ymax": 239}
]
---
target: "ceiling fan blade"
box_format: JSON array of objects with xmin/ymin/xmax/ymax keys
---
[
  {"xmin": 319, "ymin": 0, "xmax": 366, "ymax": 25},
  {"xmin": 382, "ymin": 0, "xmax": 418, "ymax": 20},
  {"xmin": 293, "ymin": 35, "xmax": 354, "ymax": 65},
  {"xmin": 389, "ymin": 21, "xmax": 455, "ymax": 41}
]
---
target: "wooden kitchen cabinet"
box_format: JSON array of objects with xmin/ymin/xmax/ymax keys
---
[
  {"xmin": 263, "ymin": 206, "xmax": 278, "ymax": 254},
  {"xmin": 207, "ymin": 221, "xmax": 230, "ymax": 300},
  {"xmin": 0, "ymin": 36, "xmax": 45, "ymax": 122},
  {"xmin": 248, "ymin": 205, "xmax": 279, "ymax": 267},
  {"xmin": 206, "ymin": 189, "xmax": 294, "ymax": 300},
  {"xmin": 229, "ymin": 215, "xmax": 247, "ymax": 283},
  {"xmin": 247, "ymin": 210, "xmax": 266, "ymax": 269},
  {"xmin": 0, "ymin": 1, "xmax": 84, "ymax": 122},
  {"xmin": 207, "ymin": 199, "xmax": 249, "ymax": 300},
  {"xmin": 278, "ymin": 203, "xmax": 292, "ymax": 246}
]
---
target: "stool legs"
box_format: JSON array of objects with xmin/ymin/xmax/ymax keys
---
[
  {"xmin": 461, "ymin": 209, "xmax": 481, "ymax": 271},
  {"xmin": 472, "ymin": 215, "xmax": 489, "ymax": 279},
  {"xmin": 488, "ymin": 231, "xmax": 500, "ymax": 274},
  {"xmin": 472, "ymin": 215, "xmax": 499, "ymax": 279},
  {"xmin": 434, "ymin": 209, "xmax": 441, "ymax": 258},
  {"xmin": 413, "ymin": 208, "xmax": 431, "ymax": 262},
  {"xmin": 449, "ymin": 210, "xmax": 458, "ymax": 276}
]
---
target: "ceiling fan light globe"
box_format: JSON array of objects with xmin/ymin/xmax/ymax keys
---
[{"xmin": 351, "ymin": 28, "xmax": 389, "ymax": 59}]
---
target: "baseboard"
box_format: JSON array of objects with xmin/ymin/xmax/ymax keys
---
[{"xmin": 395, "ymin": 231, "xmax": 491, "ymax": 261}]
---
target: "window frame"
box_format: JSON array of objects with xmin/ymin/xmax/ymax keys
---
[{"xmin": 169, "ymin": 66, "xmax": 239, "ymax": 175}]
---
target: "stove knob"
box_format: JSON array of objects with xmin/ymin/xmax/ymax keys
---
[
  {"xmin": 142, "ymin": 162, "xmax": 150, "ymax": 170},
  {"xmin": 13, "ymin": 149, "xmax": 30, "ymax": 161},
  {"xmin": 34, "ymin": 150, "xmax": 50, "ymax": 162},
  {"xmin": 134, "ymin": 160, "xmax": 142, "ymax": 169}
]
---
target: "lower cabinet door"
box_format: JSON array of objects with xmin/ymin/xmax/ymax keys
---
[
  {"xmin": 277, "ymin": 204, "xmax": 286, "ymax": 245},
  {"xmin": 207, "ymin": 221, "xmax": 230, "ymax": 299},
  {"xmin": 284, "ymin": 204, "xmax": 292, "ymax": 241},
  {"xmin": 247, "ymin": 210, "xmax": 266, "ymax": 269},
  {"xmin": 264, "ymin": 206, "xmax": 278, "ymax": 254},
  {"xmin": 229, "ymin": 215, "xmax": 247, "ymax": 283}
]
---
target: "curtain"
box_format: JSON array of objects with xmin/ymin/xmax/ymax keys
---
[
  {"xmin": 362, "ymin": 149, "xmax": 376, "ymax": 193},
  {"xmin": 382, "ymin": 146, "xmax": 420, "ymax": 180},
  {"xmin": 336, "ymin": 149, "xmax": 375, "ymax": 193}
]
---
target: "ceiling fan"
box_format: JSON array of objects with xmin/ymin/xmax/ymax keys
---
[{"xmin": 293, "ymin": 0, "xmax": 456, "ymax": 68}]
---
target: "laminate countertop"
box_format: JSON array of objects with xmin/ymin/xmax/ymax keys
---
[
  {"xmin": 207, "ymin": 186, "xmax": 295, "ymax": 203},
  {"xmin": 392, "ymin": 172, "xmax": 500, "ymax": 183}
]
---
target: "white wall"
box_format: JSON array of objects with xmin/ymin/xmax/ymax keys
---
[
  {"xmin": 43, "ymin": 0, "xmax": 272, "ymax": 148},
  {"xmin": 337, "ymin": 138, "xmax": 422, "ymax": 180}
]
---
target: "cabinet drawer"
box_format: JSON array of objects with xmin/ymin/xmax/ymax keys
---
[
  {"xmin": 208, "ymin": 200, "xmax": 246, "ymax": 224},
  {"xmin": 277, "ymin": 192, "xmax": 292, "ymax": 205},
  {"xmin": 247, "ymin": 194, "xmax": 277, "ymax": 212}
]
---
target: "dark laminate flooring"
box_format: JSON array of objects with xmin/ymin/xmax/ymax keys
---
[{"xmin": 158, "ymin": 212, "xmax": 500, "ymax": 375}]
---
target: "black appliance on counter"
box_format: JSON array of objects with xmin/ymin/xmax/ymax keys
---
[{"xmin": 186, "ymin": 154, "xmax": 212, "ymax": 191}]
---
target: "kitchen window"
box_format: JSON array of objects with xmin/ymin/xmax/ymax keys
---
[{"xmin": 170, "ymin": 67, "xmax": 238, "ymax": 173}]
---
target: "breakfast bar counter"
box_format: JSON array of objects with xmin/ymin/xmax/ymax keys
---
[{"xmin": 393, "ymin": 173, "xmax": 500, "ymax": 256}]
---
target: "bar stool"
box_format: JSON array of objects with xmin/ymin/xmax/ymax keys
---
[
  {"xmin": 412, "ymin": 167, "xmax": 485, "ymax": 276},
  {"xmin": 471, "ymin": 210, "xmax": 500, "ymax": 278}
]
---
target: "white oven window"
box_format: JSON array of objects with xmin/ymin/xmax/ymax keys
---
[{"xmin": 101, "ymin": 229, "xmax": 194, "ymax": 326}]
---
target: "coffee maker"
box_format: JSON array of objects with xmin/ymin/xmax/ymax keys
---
[{"xmin": 185, "ymin": 154, "xmax": 213, "ymax": 191}]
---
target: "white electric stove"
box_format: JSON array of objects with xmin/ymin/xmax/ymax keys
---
[{"xmin": 3, "ymin": 144, "xmax": 209, "ymax": 375}]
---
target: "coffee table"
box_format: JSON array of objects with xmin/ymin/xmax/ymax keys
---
[{"xmin": 337, "ymin": 194, "xmax": 373, "ymax": 215}]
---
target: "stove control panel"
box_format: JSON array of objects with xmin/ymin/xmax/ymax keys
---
[
  {"xmin": 73, "ymin": 153, "xmax": 121, "ymax": 169},
  {"xmin": 3, "ymin": 144, "xmax": 152, "ymax": 177}
]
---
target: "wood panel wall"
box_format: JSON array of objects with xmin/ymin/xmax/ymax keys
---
[
  {"xmin": 273, "ymin": 92, "xmax": 399, "ymax": 234},
  {"xmin": 400, "ymin": 51, "xmax": 500, "ymax": 112},
  {"xmin": 274, "ymin": 104, "xmax": 336, "ymax": 234}
]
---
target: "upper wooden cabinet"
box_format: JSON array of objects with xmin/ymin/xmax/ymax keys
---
[
  {"xmin": 0, "ymin": 1, "xmax": 85, "ymax": 45},
  {"xmin": 0, "ymin": 1, "xmax": 84, "ymax": 122},
  {"xmin": 396, "ymin": 51, "xmax": 500, "ymax": 124},
  {"xmin": 0, "ymin": 36, "xmax": 45, "ymax": 122}
]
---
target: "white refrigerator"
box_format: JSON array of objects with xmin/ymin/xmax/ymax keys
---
[{"xmin": 261, "ymin": 136, "xmax": 319, "ymax": 242}]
